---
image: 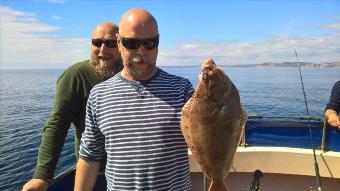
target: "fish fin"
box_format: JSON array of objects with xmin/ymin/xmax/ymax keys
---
[{"xmin": 208, "ymin": 181, "xmax": 229, "ymax": 191}]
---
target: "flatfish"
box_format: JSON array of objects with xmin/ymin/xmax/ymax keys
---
[{"xmin": 181, "ymin": 58, "xmax": 247, "ymax": 191}]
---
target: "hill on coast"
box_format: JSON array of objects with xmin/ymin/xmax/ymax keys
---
[{"xmin": 227, "ymin": 61, "xmax": 340, "ymax": 68}]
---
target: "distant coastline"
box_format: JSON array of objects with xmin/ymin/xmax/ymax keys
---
[
  {"xmin": 226, "ymin": 61, "xmax": 340, "ymax": 68},
  {"xmin": 1, "ymin": 61, "xmax": 340, "ymax": 69}
]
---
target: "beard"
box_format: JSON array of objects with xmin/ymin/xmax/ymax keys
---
[
  {"xmin": 125, "ymin": 56, "xmax": 156, "ymax": 78},
  {"xmin": 90, "ymin": 55, "xmax": 122, "ymax": 80}
]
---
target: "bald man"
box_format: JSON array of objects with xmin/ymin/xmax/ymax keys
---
[
  {"xmin": 75, "ymin": 8, "xmax": 193, "ymax": 191},
  {"xmin": 22, "ymin": 22, "xmax": 122, "ymax": 191}
]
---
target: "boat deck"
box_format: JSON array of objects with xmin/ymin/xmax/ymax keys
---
[{"xmin": 48, "ymin": 116, "xmax": 340, "ymax": 191}]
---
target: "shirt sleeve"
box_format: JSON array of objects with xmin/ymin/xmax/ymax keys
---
[
  {"xmin": 326, "ymin": 81, "xmax": 340, "ymax": 113},
  {"xmin": 33, "ymin": 70, "xmax": 80, "ymax": 179},
  {"xmin": 184, "ymin": 79, "xmax": 194, "ymax": 103},
  {"xmin": 79, "ymin": 90, "xmax": 106, "ymax": 161}
]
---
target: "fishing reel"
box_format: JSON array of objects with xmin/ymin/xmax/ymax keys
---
[
  {"xmin": 238, "ymin": 169, "xmax": 263, "ymax": 191},
  {"xmin": 248, "ymin": 170, "xmax": 263, "ymax": 191},
  {"xmin": 203, "ymin": 169, "xmax": 263, "ymax": 191}
]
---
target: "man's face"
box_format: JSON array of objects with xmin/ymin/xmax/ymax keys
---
[
  {"xmin": 117, "ymin": 27, "xmax": 158, "ymax": 80},
  {"xmin": 90, "ymin": 27, "xmax": 122, "ymax": 79}
]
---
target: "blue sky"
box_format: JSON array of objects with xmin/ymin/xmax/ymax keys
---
[{"xmin": 0, "ymin": 0, "xmax": 339, "ymax": 68}]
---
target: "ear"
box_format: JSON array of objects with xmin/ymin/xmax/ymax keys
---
[
  {"xmin": 116, "ymin": 33, "xmax": 120, "ymax": 44},
  {"xmin": 116, "ymin": 34, "xmax": 123, "ymax": 52}
]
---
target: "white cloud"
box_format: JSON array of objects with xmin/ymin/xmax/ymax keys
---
[
  {"xmin": 53, "ymin": 16, "xmax": 62, "ymax": 20},
  {"xmin": 1, "ymin": 6, "xmax": 339, "ymax": 68},
  {"xmin": 158, "ymin": 28, "xmax": 340, "ymax": 66},
  {"xmin": 0, "ymin": 6, "xmax": 88, "ymax": 69},
  {"xmin": 322, "ymin": 23, "xmax": 340, "ymax": 31}
]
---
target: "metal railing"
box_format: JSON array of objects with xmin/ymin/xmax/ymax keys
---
[{"xmin": 239, "ymin": 115, "xmax": 328, "ymax": 152}]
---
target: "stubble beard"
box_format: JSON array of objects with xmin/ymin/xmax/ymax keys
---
[{"xmin": 125, "ymin": 56, "xmax": 156, "ymax": 79}]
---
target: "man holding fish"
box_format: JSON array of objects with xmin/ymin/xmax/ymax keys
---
[
  {"xmin": 75, "ymin": 8, "xmax": 194, "ymax": 191},
  {"xmin": 75, "ymin": 7, "xmax": 247, "ymax": 191}
]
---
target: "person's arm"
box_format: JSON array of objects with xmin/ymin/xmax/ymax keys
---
[
  {"xmin": 183, "ymin": 78, "xmax": 195, "ymax": 102},
  {"xmin": 75, "ymin": 87, "xmax": 106, "ymax": 191},
  {"xmin": 325, "ymin": 109, "xmax": 340, "ymax": 128},
  {"xmin": 22, "ymin": 71, "xmax": 80, "ymax": 191},
  {"xmin": 74, "ymin": 158, "xmax": 101, "ymax": 191},
  {"xmin": 325, "ymin": 81, "xmax": 340, "ymax": 129}
]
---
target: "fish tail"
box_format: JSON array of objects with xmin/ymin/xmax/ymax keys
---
[{"xmin": 208, "ymin": 181, "xmax": 229, "ymax": 191}]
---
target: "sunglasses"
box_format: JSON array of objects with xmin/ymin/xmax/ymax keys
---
[
  {"xmin": 119, "ymin": 35, "xmax": 159, "ymax": 50},
  {"xmin": 92, "ymin": 39, "xmax": 117, "ymax": 48}
]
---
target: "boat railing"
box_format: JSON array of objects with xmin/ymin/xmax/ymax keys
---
[
  {"xmin": 239, "ymin": 114, "xmax": 336, "ymax": 152},
  {"xmin": 48, "ymin": 166, "xmax": 76, "ymax": 191},
  {"xmin": 245, "ymin": 114, "xmax": 323, "ymax": 121}
]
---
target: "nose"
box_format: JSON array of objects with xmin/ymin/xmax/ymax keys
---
[
  {"xmin": 136, "ymin": 44, "xmax": 147, "ymax": 55},
  {"xmin": 100, "ymin": 43, "xmax": 108, "ymax": 50},
  {"xmin": 99, "ymin": 43, "xmax": 110, "ymax": 54}
]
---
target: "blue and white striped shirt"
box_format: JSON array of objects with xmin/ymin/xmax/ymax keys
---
[{"xmin": 80, "ymin": 69, "xmax": 194, "ymax": 191}]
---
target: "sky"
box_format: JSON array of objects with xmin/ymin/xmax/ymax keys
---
[{"xmin": 0, "ymin": 0, "xmax": 339, "ymax": 69}]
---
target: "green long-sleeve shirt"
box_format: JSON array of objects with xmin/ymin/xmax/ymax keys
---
[{"xmin": 33, "ymin": 60, "xmax": 103, "ymax": 179}]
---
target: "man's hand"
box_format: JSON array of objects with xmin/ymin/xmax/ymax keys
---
[
  {"xmin": 327, "ymin": 114, "xmax": 340, "ymax": 128},
  {"xmin": 22, "ymin": 179, "xmax": 49, "ymax": 191},
  {"xmin": 325, "ymin": 109, "xmax": 340, "ymax": 129}
]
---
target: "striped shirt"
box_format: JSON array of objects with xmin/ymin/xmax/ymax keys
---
[{"xmin": 80, "ymin": 69, "xmax": 194, "ymax": 191}]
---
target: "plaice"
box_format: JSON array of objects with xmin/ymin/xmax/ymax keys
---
[{"xmin": 181, "ymin": 58, "xmax": 247, "ymax": 191}]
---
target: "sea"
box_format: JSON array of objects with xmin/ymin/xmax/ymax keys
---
[{"xmin": 0, "ymin": 66, "xmax": 339, "ymax": 191}]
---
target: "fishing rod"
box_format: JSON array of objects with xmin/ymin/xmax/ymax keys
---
[{"xmin": 295, "ymin": 49, "xmax": 322, "ymax": 191}]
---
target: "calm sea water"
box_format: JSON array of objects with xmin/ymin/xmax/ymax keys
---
[{"xmin": 0, "ymin": 66, "xmax": 339, "ymax": 190}]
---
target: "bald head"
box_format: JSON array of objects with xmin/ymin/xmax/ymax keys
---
[
  {"xmin": 92, "ymin": 22, "xmax": 119, "ymax": 37},
  {"xmin": 119, "ymin": 8, "xmax": 158, "ymax": 38}
]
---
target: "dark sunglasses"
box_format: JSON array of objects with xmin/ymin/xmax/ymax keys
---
[
  {"xmin": 92, "ymin": 39, "xmax": 117, "ymax": 48},
  {"xmin": 119, "ymin": 35, "xmax": 159, "ymax": 50}
]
